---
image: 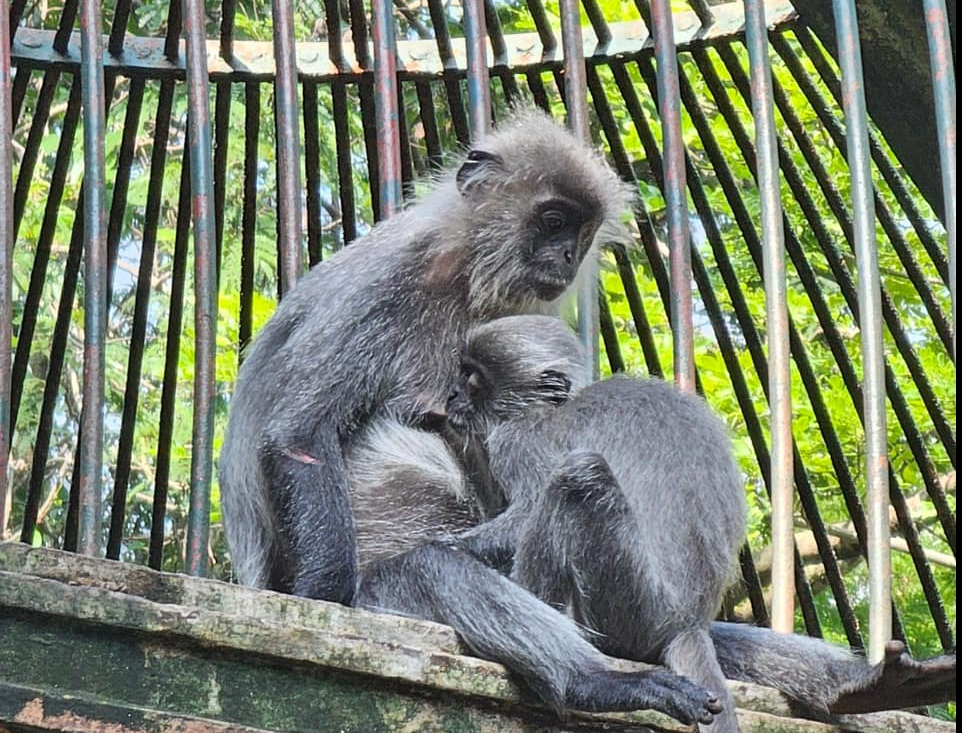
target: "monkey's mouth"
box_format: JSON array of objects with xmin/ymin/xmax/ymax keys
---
[{"xmin": 529, "ymin": 274, "xmax": 572, "ymax": 300}]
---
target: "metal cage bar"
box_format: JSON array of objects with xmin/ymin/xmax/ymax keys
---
[
  {"xmin": 922, "ymin": 0, "xmax": 957, "ymax": 357},
  {"xmin": 273, "ymin": 0, "xmax": 305, "ymax": 294},
  {"xmin": 464, "ymin": 0, "xmax": 491, "ymax": 138},
  {"xmin": 648, "ymin": 0, "xmax": 695, "ymax": 393},
  {"xmin": 830, "ymin": 0, "xmax": 891, "ymax": 663},
  {"xmin": 743, "ymin": 0, "xmax": 794, "ymax": 634},
  {"xmin": 559, "ymin": 0, "xmax": 598, "ymax": 382},
  {"xmin": 183, "ymin": 0, "xmax": 218, "ymax": 577},
  {"xmin": 0, "ymin": 0, "xmax": 11, "ymax": 537},
  {"xmin": 78, "ymin": 0, "xmax": 107, "ymax": 556},
  {"xmin": 372, "ymin": 0, "xmax": 403, "ymax": 218}
]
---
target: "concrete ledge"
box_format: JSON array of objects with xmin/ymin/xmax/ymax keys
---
[{"xmin": 0, "ymin": 543, "xmax": 952, "ymax": 733}]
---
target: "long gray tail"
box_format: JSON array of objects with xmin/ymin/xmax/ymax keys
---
[
  {"xmin": 709, "ymin": 621, "xmax": 882, "ymax": 716},
  {"xmin": 665, "ymin": 627, "xmax": 740, "ymax": 733}
]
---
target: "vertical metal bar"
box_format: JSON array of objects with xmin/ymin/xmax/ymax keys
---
[
  {"xmin": 463, "ymin": 0, "xmax": 491, "ymax": 138},
  {"xmin": 183, "ymin": 0, "xmax": 218, "ymax": 577},
  {"xmin": 371, "ymin": 0, "xmax": 402, "ymax": 217},
  {"xmin": 744, "ymin": 0, "xmax": 794, "ymax": 634},
  {"xmin": 831, "ymin": 0, "xmax": 891, "ymax": 663},
  {"xmin": 559, "ymin": 0, "xmax": 597, "ymax": 382},
  {"xmin": 78, "ymin": 0, "xmax": 107, "ymax": 556},
  {"xmin": 331, "ymin": 81, "xmax": 357, "ymax": 245},
  {"xmin": 0, "ymin": 0, "xmax": 12, "ymax": 538},
  {"xmin": 106, "ymin": 78, "xmax": 158, "ymax": 561},
  {"xmin": 922, "ymin": 0, "xmax": 956, "ymax": 357},
  {"xmin": 151, "ymin": 152, "xmax": 191, "ymax": 570},
  {"xmin": 221, "ymin": 0, "xmax": 237, "ymax": 58},
  {"xmin": 240, "ymin": 82, "xmax": 260, "ymax": 353},
  {"xmin": 649, "ymin": 0, "xmax": 694, "ymax": 392},
  {"xmin": 273, "ymin": 0, "xmax": 304, "ymax": 294},
  {"xmin": 303, "ymin": 82, "xmax": 323, "ymax": 265}
]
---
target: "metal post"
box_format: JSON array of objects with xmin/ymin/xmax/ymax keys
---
[
  {"xmin": 559, "ymin": 0, "xmax": 597, "ymax": 381},
  {"xmin": 272, "ymin": 0, "xmax": 304, "ymax": 292},
  {"xmin": 649, "ymin": 0, "xmax": 695, "ymax": 393},
  {"xmin": 922, "ymin": 0, "xmax": 956, "ymax": 359},
  {"xmin": 831, "ymin": 0, "xmax": 891, "ymax": 663},
  {"xmin": 463, "ymin": 0, "xmax": 490, "ymax": 139},
  {"xmin": 0, "ymin": 0, "xmax": 12, "ymax": 538},
  {"xmin": 183, "ymin": 0, "xmax": 218, "ymax": 577},
  {"xmin": 744, "ymin": 0, "xmax": 794, "ymax": 634},
  {"xmin": 372, "ymin": 0, "xmax": 403, "ymax": 217},
  {"xmin": 78, "ymin": 0, "xmax": 107, "ymax": 556}
]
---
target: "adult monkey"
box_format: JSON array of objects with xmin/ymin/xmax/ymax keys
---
[
  {"xmin": 219, "ymin": 111, "xmax": 722, "ymax": 724},
  {"xmin": 443, "ymin": 314, "xmax": 939, "ymax": 733}
]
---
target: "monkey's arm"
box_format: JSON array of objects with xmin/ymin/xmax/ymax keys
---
[
  {"xmin": 260, "ymin": 430, "xmax": 357, "ymax": 603},
  {"xmin": 450, "ymin": 504, "xmax": 527, "ymax": 570}
]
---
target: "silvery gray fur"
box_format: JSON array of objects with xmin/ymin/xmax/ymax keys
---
[
  {"xmin": 219, "ymin": 111, "xmax": 722, "ymax": 724},
  {"xmin": 447, "ymin": 314, "xmax": 897, "ymax": 732}
]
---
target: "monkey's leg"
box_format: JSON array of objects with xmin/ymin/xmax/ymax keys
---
[
  {"xmin": 260, "ymin": 438, "xmax": 358, "ymax": 604},
  {"xmin": 513, "ymin": 452, "xmax": 740, "ymax": 733},
  {"xmin": 356, "ymin": 541, "xmax": 721, "ymax": 724}
]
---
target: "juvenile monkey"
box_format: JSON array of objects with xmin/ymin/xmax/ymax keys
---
[
  {"xmin": 219, "ymin": 111, "xmax": 722, "ymax": 723},
  {"xmin": 446, "ymin": 314, "xmax": 921, "ymax": 733}
]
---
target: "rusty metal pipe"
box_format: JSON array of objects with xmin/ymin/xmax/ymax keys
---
[
  {"xmin": 273, "ymin": 0, "xmax": 305, "ymax": 293},
  {"xmin": 744, "ymin": 0, "xmax": 794, "ymax": 634},
  {"xmin": 463, "ymin": 0, "xmax": 491, "ymax": 138},
  {"xmin": 78, "ymin": 0, "xmax": 107, "ymax": 557},
  {"xmin": 183, "ymin": 0, "xmax": 219, "ymax": 577},
  {"xmin": 372, "ymin": 0, "xmax": 402, "ymax": 218}
]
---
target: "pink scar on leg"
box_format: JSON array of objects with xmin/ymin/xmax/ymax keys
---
[{"xmin": 281, "ymin": 448, "xmax": 323, "ymax": 466}]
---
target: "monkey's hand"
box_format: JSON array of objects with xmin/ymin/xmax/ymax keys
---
[
  {"xmin": 449, "ymin": 507, "xmax": 524, "ymax": 571},
  {"xmin": 566, "ymin": 666, "xmax": 723, "ymax": 725}
]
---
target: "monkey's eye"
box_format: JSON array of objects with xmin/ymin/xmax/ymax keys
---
[
  {"xmin": 540, "ymin": 209, "xmax": 568, "ymax": 232},
  {"xmin": 466, "ymin": 370, "xmax": 482, "ymax": 390}
]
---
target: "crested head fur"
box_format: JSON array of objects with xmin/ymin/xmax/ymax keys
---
[{"xmin": 416, "ymin": 108, "xmax": 633, "ymax": 317}]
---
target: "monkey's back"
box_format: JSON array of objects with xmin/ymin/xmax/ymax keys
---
[
  {"xmin": 219, "ymin": 212, "xmax": 473, "ymax": 589},
  {"xmin": 493, "ymin": 374, "xmax": 746, "ymax": 651}
]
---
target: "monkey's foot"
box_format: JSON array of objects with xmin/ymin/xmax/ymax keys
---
[
  {"xmin": 831, "ymin": 642, "xmax": 956, "ymax": 714},
  {"xmin": 567, "ymin": 667, "xmax": 723, "ymax": 725}
]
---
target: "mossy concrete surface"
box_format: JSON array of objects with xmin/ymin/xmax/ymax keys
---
[{"xmin": 0, "ymin": 543, "xmax": 952, "ymax": 733}]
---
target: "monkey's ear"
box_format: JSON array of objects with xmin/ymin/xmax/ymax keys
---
[
  {"xmin": 456, "ymin": 149, "xmax": 504, "ymax": 194},
  {"xmin": 536, "ymin": 370, "xmax": 573, "ymax": 405}
]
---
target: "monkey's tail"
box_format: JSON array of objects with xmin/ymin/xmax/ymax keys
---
[
  {"xmin": 709, "ymin": 621, "xmax": 883, "ymax": 717},
  {"xmin": 665, "ymin": 627, "xmax": 740, "ymax": 733}
]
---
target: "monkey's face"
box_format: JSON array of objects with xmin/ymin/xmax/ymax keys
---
[
  {"xmin": 518, "ymin": 196, "xmax": 600, "ymax": 301},
  {"xmin": 446, "ymin": 359, "xmax": 493, "ymax": 435},
  {"xmin": 446, "ymin": 344, "xmax": 574, "ymax": 436}
]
